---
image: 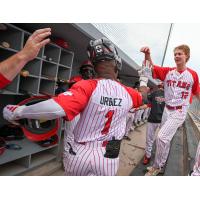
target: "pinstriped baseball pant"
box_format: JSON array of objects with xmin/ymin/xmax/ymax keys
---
[
  {"xmin": 192, "ymin": 141, "xmax": 200, "ymax": 176},
  {"xmin": 125, "ymin": 112, "xmax": 135, "ymax": 136},
  {"xmin": 138, "ymin": 109, "xmax": 144, "ymax": 121},
  {"xmin": 145, "ymin": 122, "xmax": 160, "ymax": 158},
  {"xmin": 134, "ymin": 110, "xmax": 144, "ymax": 123},
  {"xmin": 63, "ymin": 142, "xmax": 119, "ymax": 176},
  {"xmin": 153, "ymin": 106, "xmax": 187, "ymax": 169},
  {"xmin": 142, "ymin": 108, "xmax": 150, "ymax": 120}
]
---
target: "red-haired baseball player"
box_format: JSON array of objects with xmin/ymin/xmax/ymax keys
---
[
  {"xmin": 3, "ymin": 38, "xmax": 146, "ymax": 176},
  {"xmin": 0, "ymin": 27, "xmax": 51, "ymax": 89},
  {"xmin": 140, "ymin": 45, "xmax": 200, "ymax": 175}
]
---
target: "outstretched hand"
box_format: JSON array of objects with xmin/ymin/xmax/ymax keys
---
[
  {"xmin": 19, "ymin": 28, "xmax": 51, "ymax": 62},
  {"xmin": 140, "ymin": 46, "xmax": 153, "ymax": 66}
]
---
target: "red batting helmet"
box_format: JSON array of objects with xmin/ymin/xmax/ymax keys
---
[
  {"xmin": 17, "ymin": 96, "xmax": 60, "ymax": 142},
  {"xmin": 54, "ymin": 38, "xmax": 69, "ymax": 49}
]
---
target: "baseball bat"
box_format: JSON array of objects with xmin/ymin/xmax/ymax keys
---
[{"xmin": 20, "ymin": 70, "xmax": 30, "ymax": 77}]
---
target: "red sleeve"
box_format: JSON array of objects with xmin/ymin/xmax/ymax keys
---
[
  {"xmin": 152, "ymin": 65, "xmax": 172, "ymax": 81},
  {"xmin": 53, "ymin": 79, "xmax": 97, "ymax": 121},
  {"xmin": 189, "ymin": 94, "xmax": 193, "ymax": 104},
  {"xmin": 125, "ymin": 87, "xmax": 142, "ymax": 108},
  {"xmin": 187, "ymin": 68, "xmax": 200, "ymax": 96},
  {"xmin": 0, "ymin": 73, "xmax": 11, "ymax": 89}
]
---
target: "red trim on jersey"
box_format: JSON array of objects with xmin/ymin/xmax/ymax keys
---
[
  {"xmin": 147, "ymin": 103, "xmax": 152, "ymax": 108},
  {"xmin": 189, "ymin": 94, "xmax": 193, "ymax": 104},
  {"xmin": 152, "ymin": 65, "xmax": 175, "ymax": 81},
  {"xmin": 177, "ymin": 69, "xmax": 186, "ymax": 74},
  {"xmin": 53, "ymin": 79, "xmax": 97, "ymax": 121},
  {"xmin": 187, "ymin": 68, "xmax": 200, "ymax": 96},
  {"xmin": 0, "ymin": 73, "xmax": 11, "ymax": 89},
  {"xmin": 122, "ymin": 85, "xmax": 142, "ymax": 108}
]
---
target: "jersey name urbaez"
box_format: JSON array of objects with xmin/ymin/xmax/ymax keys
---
[
  {"xmin": 53, "ymin": 79, "xmax": 142, "ymax": 143},
  {"xmin": 153, "ymin": 66, "xmax": 200, "ymax": 107}
]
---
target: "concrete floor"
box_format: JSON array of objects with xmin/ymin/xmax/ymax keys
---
[{"xmin": 117, "ymin": 124, "xmax": 146, "ymax": 176}]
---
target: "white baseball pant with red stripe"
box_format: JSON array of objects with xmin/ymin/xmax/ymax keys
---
[
  {"xmin": 125, "ymin": 112, "xmax": 135, "ymax": 136},
  {"xmin": 145, "ymin": 122, "xmax": 160, "ymax": 158},
  {"xmin": 143, "ymin": 107, "xmax": 150, "ymax": 120},
  {"xmin": 64, "ymin": 141, "xmax": 119, "ymax": 176},
  {"xmin": 138, "ymin": 109, "xmax": 144, "ymax": 122},
  {"xmin": 134, "ymin": 110, "xmax": 142, "ymax": 124},
  {"xmin": 192, "ymin": 141, "xmax": 200, "ymax": 176},
  {"xmin": 153, "ymin": 106, "xmax": 188, "ymax": 168}
]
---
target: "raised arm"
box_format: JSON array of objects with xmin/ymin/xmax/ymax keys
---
[{"xmin": 0, "ymin": 28, "xmax": 51, "ymax": 84}]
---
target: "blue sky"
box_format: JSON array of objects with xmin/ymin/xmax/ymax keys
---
[{"xmin": 93, "ymin": 23, "xmax": 200, "ymax": 76}]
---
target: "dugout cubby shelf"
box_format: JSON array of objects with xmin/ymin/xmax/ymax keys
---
[
  {"xmin": 19, "ymin": 76, "xmax": 40, "ymax": 95},
  {"xmin": 0, "ymin": 23, "xmax": 74, "ymax": 175},
  {"xmin": 0, "ymin": 146, "xmax": 59, "ymax": 176},
  {"xmin": 43, "ymin": 44, "xmax": 61, "ymax": 63},
  {"xmin": 57, "ymin": 66, "xmax": 71, "ymax": 80},
  {"xmin": 0, "ymin": 25, "xmax": 23, "ymax": 51},
  {"xmin": 41, "ymin": 61, "xmax": 58, "ymax": 78},
  {"xmin": 23, "ymin": 58, "xmax": 42, "ymax": 77},
  {"xmin": 39, "ymin": 78, "xmax": 56, "ymax": 95},
  {"xmin": 60, "ymin": 50, "xmax": 74, "ymax": 67}
]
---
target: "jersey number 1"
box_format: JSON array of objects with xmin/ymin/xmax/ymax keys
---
[{"xmin": 101, "ymin": 110, "xmax": 114, "ymax": 135}]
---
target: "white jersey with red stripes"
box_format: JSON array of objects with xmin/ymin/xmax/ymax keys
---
[
  {"xmin": 54, "ymin": 78, "xmax": 142, "ymax": 143},
  {"xmin": 153, "ymin": 66, "xmax": 200, "ymax": 107},
  {"xmin": 74, "ymin": 79, "xmax": 135, "ymax": 142}
]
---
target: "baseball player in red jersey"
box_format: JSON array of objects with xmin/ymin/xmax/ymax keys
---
[
  {"xmin": 0, "ymin": 28, "xmax": 51, "ymax": 89},
  {"xmin": 140, "ymin": 45, "xmax": 200, "ymax": 175},
  {"xmin": 3, "ymin": 38, "xmax": 147, "ymax": 176}
]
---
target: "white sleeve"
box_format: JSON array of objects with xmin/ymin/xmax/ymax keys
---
[{"xmin": 16, "ymin": 99, "xmax": 66, "ymax": 120}]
